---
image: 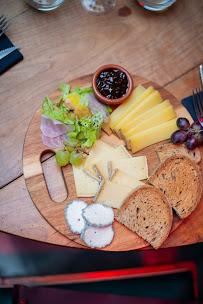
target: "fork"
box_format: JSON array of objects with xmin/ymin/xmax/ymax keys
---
[
  {"xmin": 0, "ymin": 14, "xmax": 11, "ymax": 38},
  {"xmin": 192, "ymin": 86, "xmax": 203, "ymax": 127}
]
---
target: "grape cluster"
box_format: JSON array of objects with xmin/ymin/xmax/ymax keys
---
[
  {"xmin": 171, "ymin": 118, "xmax": 203, "ymax": 149},
  {"xmin": 56, "ymin": 138, "xmax": 84, "ymax": 167}
]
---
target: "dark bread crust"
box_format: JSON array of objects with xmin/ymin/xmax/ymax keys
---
[
  {"xmin": 148, "ymin": 154, "xmax": 202, "ymax": 219},
  {"xmin": 155, "ymin": 143, "xmax": 201, "ymax": 164},
  {"xmin": 115, "ymin": 185, "xmax": 173, "ymax": 249}
]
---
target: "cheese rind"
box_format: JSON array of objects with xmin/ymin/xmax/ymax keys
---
[
  {"xmin": 94, "ymin": 145, "xmax": 131, "ymax": 180},
  {"xmin": 102, "ymin": 85, "xmax": 147, "ymax": 134},
  {"xmin": 129, "ymin": 118, "xmax": 179, "ymax": 153},
  {"xmin": 114, "ymin": 90, "xmax": 163, "ymax": 132},
  {"xmin": 72, "ymin": 164, "xmax": 99, "ymax": 197},
  {"xmin": 94, "ymin": 180, "xmax": 133, "ymax": 209},
  {"xmin": 124, "ymin": 105, "xmax": 176, "ymax": 138},
  {"xmin": 109, "ymin": 156, "xmax": 148, "ymax": 180},
  {"xmin": 83, "ymin": 139, "xmax": 115, "ymax": 176},
  {"xmin": 110, "ymin": 169, "xmax": 144, "ymax": 189},
  {"xmin": 120, "ymin": 100, "xmax": 171, "ymax": 135}
]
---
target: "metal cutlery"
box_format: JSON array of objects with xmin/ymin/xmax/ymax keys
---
[
  {"xmin": 0, "ymin": 46, "xmax": 19, "ymax": 60},
  {"xmin": 192, "ymin": 86, "xmax": 203, "ymax": 127},
  {"xmin": 0, "ymin": 14, "xmax": 11, "ymax": 38}
]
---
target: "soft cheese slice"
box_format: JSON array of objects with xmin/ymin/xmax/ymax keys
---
[
  {"xmin": 83, "ymin": 139, "xmax": 115, "ymax": 176},
  {"xmin": 114, "ymin": 90, "xmax": 163, "ymax": 132},
  {"xmin": 124, "ymin": 105, "xmax": 176, "ymax": 138},
  {"xmin": 93, "ymin": 145, "xmax": 131, "ymax": 180},
  {"xmin": 102, "ymin": 85, "xmax": 147, "ymax": 135},
  {"xmin": 109, "ymin": 156, "xmax": 148, "ymax": 180},
  {"xmin": 120, "ymin": 100, "xmax": 171, "ymax": 135},
  {"xmin": 94, "ymin": 180, "xmax": 133, "ymax": 209},
  {"xmin": 129, "ymin": 118, "xmax": 179, "ymax": 153},
  {"xmin": 72, "ymin": 164, "xmax": 99, "ymax": 197},
  {"xmin": 110, "ymin": 169, "xmax": 145, "ymax": 189}
]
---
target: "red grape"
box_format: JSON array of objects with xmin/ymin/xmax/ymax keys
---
[
  {"xmin": 190, "ymin": 121, "xmax": 202, "ymax": 131},
  {"xmin": 177, "ymin": 118, "xmax": 190, "ymax": 131},
  {"xmin": 194, "ymin": 132, "xmax": 203, "ymax": 145},
  {"xmin": 186, "ymin": 136, "xmax": 198, "ymax": 149},
  {"xmin": 171, "ymin": 130, "xmax": 187, "ymax": 144}
]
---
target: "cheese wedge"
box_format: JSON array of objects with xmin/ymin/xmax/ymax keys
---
[
  {"xmin": 83, "ymin": 139, "xmax": 115, "ymax": 176},
  {"xmin": 114, "ymin": 90, "xmax": 163, "ymax": 132},
  {"xmin": 124, "ymin": 105, "xmax": 176, "ymax": 138},
  {"xmin": 129, "ymin": 118, "xmax": 179, "ymax": 153},
  {"xmin": 102, "ymin": 85, "xmax": 147, "ymax": 135},
  {"xmin": 94, "ymin": 180, "xmax": 133, "ymax": 209},
  {"xmin": 93, "ymin": 145, "xmax": 131, "ymax": 180},
  {"xmin": 72, "ymin": 164, "xmax": 99, "ymax": 197},
  {"xmin": 110, "ymin": 169, "xmax": 144, "ymax": 189},
  {"xmin": 120, "ymin": 100, "xmax": 171, "ymax": 135},
  {"xmin": 109, "ymin": 156, "xmax": 148, "ymax": 180}
]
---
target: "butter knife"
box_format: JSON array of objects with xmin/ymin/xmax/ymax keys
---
[
  {"xmin": 0, "ymin": 46, "xmax": 19, "ymax": 60},
  {"xmin": 200, "ymin": 65, "xmax": 203, "ymax": 85}
]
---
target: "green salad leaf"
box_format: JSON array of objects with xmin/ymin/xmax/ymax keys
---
[
  {"xmin": 71, "ymin": 85, "xmax": 94, "ymax": 106},
  {"xmin": 58, "ymin": 83, "xmax": 71, "ymax": 101},
  {"xmin": 106, "ymin": 105, "xmax": 112, "ymax": 113},
  {"xmin": 42, "ymin": 96, "xmax": 74, "ymax": 125}
]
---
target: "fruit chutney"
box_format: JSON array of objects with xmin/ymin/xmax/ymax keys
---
[{"xmin": 96, "ymin": 68, "xmax": 129, "ymax": 100}]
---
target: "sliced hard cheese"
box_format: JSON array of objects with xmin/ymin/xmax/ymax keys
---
[
  {"xmin": 124, "ymin": 105, "xmax": 176, "ymax": 138},
  {"xmin": 109, "ymin": 156, "xmax": 148, "ymax": 180},
  {"xmin": 129, "ymin": 118, "xmax": 179, "ymax": 153},
  {"xmin": 114, "ymin": 90, "xmax": 163, "ymax": 132},
  {"xmin": 102, "ymin": 85, "xmax": 146, "ymax": 135},
  {"xmin": 72, "ymin": 164, "xmax": 99, "ymax": 197},
  {"xmin": 83, "ymin": 139, "xmax": 115, "ymax": 176},
  {"xmin": 110, "ymin": 169, "xmax": 144, "ymax": 189},
  {"xmin": 93, "ymin": 145, "xmax": 131, "ymax": 180},
  {"xmin": 120, "ymin": 100, "xmax": 171, "ymax": 135},
  {"xmin": 94, "ymin": 180, "xmax": 133, "ymax": 209}
]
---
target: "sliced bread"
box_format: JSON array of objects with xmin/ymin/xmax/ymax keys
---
[
  {"xmin": 156, "ymin": 143, "xmax": 201, "ymax": 164},
  {"xmin": 148, "ymin": 154, "xmax": 202, "ymax": 219},
  {"xmin": 115, "ymin": 185, "xmax": 173, "ymax": 249}
]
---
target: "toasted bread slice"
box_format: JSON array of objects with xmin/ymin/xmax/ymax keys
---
[
  {"xmin": 156, "ymin": 143, "xmax": 201, "ymax": 164},
  {"xmin": 115, "ymin": 185, "xmax": 173, "ymax": 249},
  {"xmin": 148, "ymin": 154, "xmax": 202, "ymax": 219}
]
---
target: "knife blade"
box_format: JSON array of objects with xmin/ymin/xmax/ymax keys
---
[
  {"xmin": 0, "ymin": 46, "xmax": 19, "ymax": 60},
  {"xmin": 200, "ymin": 65, "xmax": 203, "ymax": 85}
]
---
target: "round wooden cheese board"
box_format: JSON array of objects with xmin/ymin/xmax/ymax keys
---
[{"xmin": 23, "ymin": 74, "xmax": 203, "ymax": 251}]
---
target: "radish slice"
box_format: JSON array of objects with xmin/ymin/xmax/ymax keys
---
[
  {"xmin": 81, "ymin": 225, "xmax": 114, "ymax": 248},
  {"xmin": 64, "ymin": 200, "xmax": 87, "ymax": 234},
  {"xmin": 82, "ymin": 203, "xmax": 114, "ymax": 227}
]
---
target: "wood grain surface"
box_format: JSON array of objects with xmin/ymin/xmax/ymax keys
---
[
  {"xmin": 22, "ymin": 74, "xmax": 203, "ymax": 251},
  {"xmin": 0, "ymin": 0, "xmax": 203, "ymax": 249}
]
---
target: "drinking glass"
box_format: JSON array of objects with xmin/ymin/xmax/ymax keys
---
[
  {"xmin": 81, "ymin": 0, "xmax": 116, "ymax": 15},
  {"xmin": 137, "ymin": 0, "xmax": 176, "ymax": 11},
  {"xmin": 25, "ymin": 0, "xmax": 64, "ymax": 11}
]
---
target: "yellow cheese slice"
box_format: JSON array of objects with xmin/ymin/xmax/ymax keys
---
[
  {"xmin": 124, "ymin": 105, "xmax": 176, "ymax": 138},
  {"xmin": 110, "ymin": 156, "xmax": 148, "ymax": 180},
  {"xmin": 93, "ymin": 145, "xmax": 131, "ymax": 180},
  {"xmin": 110, "ymin": 169, "xmax": 144, "ymax": 189},
  {"xmin": 72, "ymin": 164, "xmax": 99, "ymax": 197},
  {"xmin": 94, "ymin": 180, "xmax": 133, "ymax": 209},
  {"xmin": 129, "ymin": 118, "xmax": 179, "ymax": 153},
  {"xmin": 114, "ymin": 90, "xmax": 163, "ymax": 132},
  {"xmin": 120, "ymin": 100, "xmax": 171, "ymax": 135},
  {"xmin": 102, "ymin": 85, "xmax": 146, "ymax": 135},
  {"xmin": 83, "ymin": 139, "xmax": 115, "ymax": 176}
]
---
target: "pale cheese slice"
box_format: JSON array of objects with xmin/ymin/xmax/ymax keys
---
[
  {"xmin": 93, "ymin": 145, "xmax": 131, "ymax": 180},
  {"xmin": 124, "ymin": 105, "xmax": 176, "ymax": 138},
  {"xmin": 110, "ymin": 169, "xmax": 144, "ymax": 189},
  {"xmin": 102, "ymin": 85, "xmax": 146, "ymax": 135},
  {"xmin": 94, "ymin": 180, "xmax": 133, "ymax": 209},
  {"xmin": 73, "ymin": 164, "xmax": 99, "ymax": 197},
  {"xmin": 109, "ymin": 156, "xmax": 148, "ymax": 180},
  {"xmin": 129, "ymin": 118, "xmax": 179, "ymax": 153},
  {"xmin": 114, "ymin": 90, "xmax": 163, "ymax": 132},
  {"xmin": 83, "ymin": 139, "xmax": 115, "ymax": 176},
  {"xmin": 120, "ymin": 100, "xmax": 171, "ymax": 135}
]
